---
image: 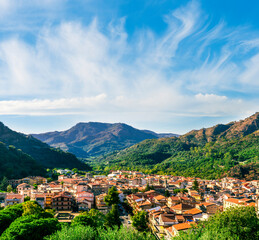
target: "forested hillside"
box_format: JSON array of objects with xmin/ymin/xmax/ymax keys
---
[
  {"xmin": 95, "ymin": 113, "xmax": 259, "ymax": 179},
  {"xmin": 0, "ymin": 122, "xmax": 91, "ymax": 171},
  {"xmin": 0, "ymin": 142, "xmax": 45, "ymax": 179}
]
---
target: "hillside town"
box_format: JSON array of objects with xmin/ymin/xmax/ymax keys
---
[{"xmin": 0, "ymin": 170, "xmax": 258, "ymax": 239}]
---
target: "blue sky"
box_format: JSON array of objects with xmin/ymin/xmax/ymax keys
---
[{"xmin": 0, "ymin": 0, "xmax": 258, "ymax": 134}]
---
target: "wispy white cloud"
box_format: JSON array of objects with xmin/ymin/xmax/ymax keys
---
[{"xmin": 0, "ymin": 0, "xmax": 258, "ymax": 128}]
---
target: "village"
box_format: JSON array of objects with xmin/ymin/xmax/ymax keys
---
[{"xmin": 0, "ymin": 170, "xmax": 258, "ymax": 239}]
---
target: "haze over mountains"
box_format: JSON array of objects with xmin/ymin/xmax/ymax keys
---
[{"xmin": 32, "ymin": 122, "xmax": 179, "ymax": 158}]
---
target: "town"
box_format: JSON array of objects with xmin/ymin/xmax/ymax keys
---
[{"xmin": 1, "ymin": 170, "xmax": 258, "ymax": 239}]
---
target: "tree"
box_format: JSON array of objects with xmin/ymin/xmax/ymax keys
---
[
  {"xmin": 71, "ymin": 209, "xmax": 105, "ymax": 228},
  {"xmin": 192, "ymin": 179, "xmax": 199, "ymax": 191},
  {"xmin": 0, "ymin": 176, "xmax": 8, "ymax": 191},
  {"xmin": 24, "ymin": 196, "xmax": 31, "ymax": 202},
  {"xmin": 104, "ymin": 186, "xmax": 120, "ymax": 206},
  {"xmin": 0, "ymin": 215, "xmax": 60, "ymax": 240},
  {"xmin": 6, "ymin": 185, "xmax": 13, "ymax": 192},
  {"xmin": 0, "ymin": 204, "xmax": 23, "ymax": 235},
  {"xmin": 131, "ymin": 211, "xmax": 148, "ymax": 232},
  {"xmin": 33, "ymin": 183, "xmax": 38, "ymax": 189},
  {"xmin": 22, "ymin": 201, "xmax": 52, "ymax": 218},
  {"xmin": 175, "ymin": 206, "xmax": 259, "ymax": 240},
  {"xmin": 164, "ymin": 190, "xmax": 170, "ymax": 197},
  {"xmin": 104, "ymin": 204, "xmax": 121, "ymax": 228}
]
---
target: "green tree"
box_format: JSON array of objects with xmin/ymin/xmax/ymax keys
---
[
  {"xmin": 0, "ymin": 176, "xmax": 8, "ymax": 191},
  {"xmin": 0, "ymin": 203, "xmax": 23, "ymax": 235},
  {"xmin": 71, "ymin": 209, "xmax": 105, "ymax": 228},
  {"xmin": 105, "ymin": 204, "xmax": 121, "ymax": 228},
  {"xmin": 175, "ymin": 206, "xmax": 259, "ymax": 240},
  {"xmin": 0, "ymin": 215, "xmax": 60, "ymax": 240},
  {"xmin": 131, "ymin": 211, "xmax": 148, "ymax": 232},
  {"xmin": 104, "ymin": 186, "xmax": 120, "ymax": 206},
  {"xmin": 192, "ymin": 179, "xmax": 199, "ymax": 191},
  {"xmin": 24, "ymin": 196, "xmax": 31, "ymax": 202},
  {"xmin": 164, "ymin": 190, "xmax": 170, "ymax": 197},
  {"xmin": 6, "ymin": 185, "xmax": 13, "ymax": 192},
  {"xmin": 22, "ymin": 201, "xmax": 44, "ymax": 216},
  {"xmin": 45, "ymin": 225, "xmax": 96, "ymax": 240}
]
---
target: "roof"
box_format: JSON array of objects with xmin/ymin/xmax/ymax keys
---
[
  {"xmin": 154, "ymin": 195, "xmax": 166, "ymax": 201},
  {"xmin": 173, "ymin": 223, "xmax": 193, "ymax": 231},
  {"xmin": 184, "ymin": 208, "xmax": 202, "ymax": 215}
]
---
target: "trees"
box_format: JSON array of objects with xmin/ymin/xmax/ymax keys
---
[
  {"xmin": 71, "ymin": 209, "xmax": 105, "ymax": 228},
  {"xmin": 131, "ymin": 211, "xmax": 148, "ymax": 232},
  {"xmin": 22, "ymin": 201, "xmax": 44, "ymax": 216},
  {"xmin": 45, "ymin": 225, "xmax": 155, "ymax": 240},
  {"xmin": 164, "ymin": 189, "xmax": 170, "ymax": 197},
  {"xmin": 105, "ymin": 204, "xmax": 121, "ymax": 228},
  {"xmin": 0, "ymin": 215, "xmax": 61, "ymax": 240},
  {"xmin": 0, "ymin": 176, "xmax": 8, "ymax": 191},
  {"xmin": 0, "ymin": 203, "xmax": 23, "ymax": 235},
  {"xmin": 104, "ymin": 186, "xmax": 120, "ymax": 206},
  {"xmin": 175, "ymin": 206, "xmax": 259, "ymax": 240},
  {"xmin": 6, "ymin": 185, "xmax": 13, "ymax": 192},
  {"xmin": 192, "ymin": 179, "xmax": 199, "ymax": 191}
]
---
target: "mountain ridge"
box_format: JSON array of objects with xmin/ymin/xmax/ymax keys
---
[
  {"xmin": 95, "ymin": 113, "xmax": 259, "ymax": 179},
  {"xmin": 32, "ymin": 122, "xmax": 179, "ymax": 158}
]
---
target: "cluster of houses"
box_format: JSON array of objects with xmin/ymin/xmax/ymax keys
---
[{"xmin": 0, "ymin": 171, "xmax": 258, "ymax": 238}]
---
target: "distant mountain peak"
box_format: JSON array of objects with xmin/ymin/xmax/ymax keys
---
[{"xmin": 32, "ymin": 122, "xmax": 177, "ymax": 158}]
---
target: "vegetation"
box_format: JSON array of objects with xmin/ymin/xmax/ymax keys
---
[
  {"xmin": 71, "ymin": 209, "xmax": 105, "ymax": 228},
  {"xmin": 95, "ymin": 131, "xmax": 259, "ymax": 179},
  {"xmin": 175, "ymin": 206, "xmax": 259, "ymax": 240},
  {"xmin": 131, "ymin": 211, "xmax": 148, "ymax": 232},
  {"xmin": 0, "ymin": 142, "xmax": 45, "ymax": 179},
  {"xmin": 104, "ymin": 186, "xmax": 120, "ymax": 206},
  {"xmin": 45, "ymin": 225, "xmax": 155, "ymax": 240},
  {"xmin": 105, "ymin": 204, "xmax": 121, "ymax": 228},
  {"xmin": 0, "ymin": 122, "xmax": 91, "ymax": 177},
  {"xmin": 0, "ymin": 215, "xmax": 60, "ymax": 240}
]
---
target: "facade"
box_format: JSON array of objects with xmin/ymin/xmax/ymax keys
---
[{"xmin": 52, "ymin": 192, "xmax": 74, "ymax": 211}]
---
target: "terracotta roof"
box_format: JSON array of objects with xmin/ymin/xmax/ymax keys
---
[
  {"xmin": 184, "ymin": 208, "xmax": 202, "ymax": 215},
  {"xmin": 173, "ymin": 223, "xmax": 192, "ymax": 231},
  {"xmin": 154, "ymin": 195, "xmax": 166, "ymax": 201}
]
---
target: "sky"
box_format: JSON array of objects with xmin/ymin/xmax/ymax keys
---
[{"xmin": 0, "ymin": 0, "xmax": 258, "ymax": 134}]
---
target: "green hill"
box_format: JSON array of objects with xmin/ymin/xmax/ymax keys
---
[
  {"xmin": 0, "ymin": 142, "xmax": 45, "ymax": 179},
  {"xmin": 0, "ymin": 122, "xmax": 91, "ymax": 171},
  {"xmin": 96, "ymin": 113, "xmax": 259, "ymax": 179}
]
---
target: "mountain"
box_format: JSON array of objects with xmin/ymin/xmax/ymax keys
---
[
  {"xmin": 96, "ymin": 113, "xmax": 259, "ymax": 179},
  {"xmin": 0, "ymin": 122, "xmax": 90, "ymax": 171},
  {"xmin": 183, "ymin": 112, "xmax": 259, "ymax": 143},
  {"xmin": 32, "ymin": 122, "xmax": 178, "ymax": 158}
]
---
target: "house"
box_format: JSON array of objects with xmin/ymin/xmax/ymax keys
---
[
  {"xmin": 153, "ymin": 195, "xmax": 167, "ymax": 206},
  {"xmin": 184, "ymin": 208, "xmax": 203, "ymax": 221},
  {"xmin": 170, "ymin": 203, "xmax": 193, "ymax": 214},
  {"xmin": 223, "ymin": 198, "xmax": 255, "ymax": 210},
  {"xmin": 197, "ymin": 202, "xmax": 218, "ymax": 214},
  {"xmin": 5, "ymin": 193, "xmax": 24, "ymax": 206},
  {"xmin": 96, "ymin": 193, "xmax": 110, "ymax": 213},
  {"xmin": 17, "ymin": 183, "xmax": 33, "ymax": 197},
  {"xmin": 52, "ymin": 192, "xmax": 74, "ymax": 211},
  {"xmin": 166, "ymin": 222, "xmax": 193, "ymax": 238}
]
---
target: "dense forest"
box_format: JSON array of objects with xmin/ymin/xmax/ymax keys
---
[
  {"xmin": 0, "ymin": 122, "xmax": 91, "ymax": 179},
  {"xmin": 0, "ymin": 142, "xmax": 45, "ymax": 179},
  {"xmin": 93, "ymin": 113, "xmax": 259, "ymax": 179}
]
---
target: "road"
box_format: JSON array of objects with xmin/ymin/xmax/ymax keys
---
[{"xmin": 119, "ymin": 203, "xmax": 132, "ymax": 227}]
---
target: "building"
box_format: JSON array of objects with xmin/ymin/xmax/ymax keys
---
[
  {"xmin": 52, "ymin": 192, "xmax": 74, "ymax": 211},
  {"xmin": 5, "ymin": 193, "xmax": 24, "ymax": 206}
]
